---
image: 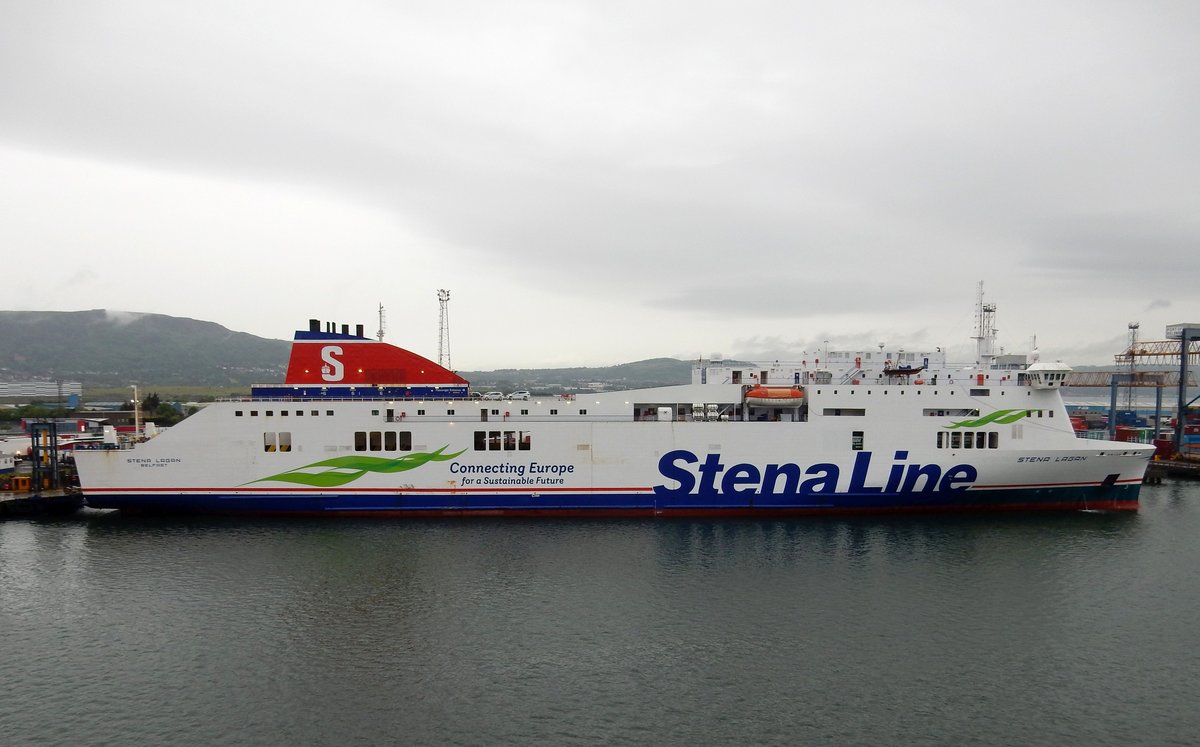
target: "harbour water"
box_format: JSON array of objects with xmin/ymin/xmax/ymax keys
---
[{"xmin": 3, "ymin": 484, "xmax": 1200, "ymax": 745}]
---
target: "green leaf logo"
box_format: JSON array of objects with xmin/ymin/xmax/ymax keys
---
[
  {"xmin": 248, "ymin": 446, "xmax": 466, "ymax": 488},
  {"xmin": 945, "ymin": 409, "xmax": 1029, "ymax": 429}
]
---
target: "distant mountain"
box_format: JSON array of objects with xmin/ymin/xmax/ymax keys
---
[
  {"xmin": 0, "ymin": 310, "xmax": 701, "ymax": 391},
  {"xmin": 0, "ymin": 310, "xmax": 290, "ymax": 387},
  {"xmin": 463, "ymin": 358, "xmax": 697, "ymax": 392}
]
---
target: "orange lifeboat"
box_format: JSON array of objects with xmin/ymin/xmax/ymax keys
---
[{"xmin": 745, "ymin": 386, "xmax": 805, "ymax": 407}]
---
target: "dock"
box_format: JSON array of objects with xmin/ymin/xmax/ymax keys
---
[{"xmin": 1145, "ymin": 457, "xmax": 1200, "ymax": 484}]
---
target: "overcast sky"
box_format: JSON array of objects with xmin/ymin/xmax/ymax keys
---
[{"xmin": 2, "ymin": 1, "xmax": 1197, "ymax": 369}]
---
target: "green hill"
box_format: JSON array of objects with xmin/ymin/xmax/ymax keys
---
[
  {"xmin": 0, "ymin": 310, "xmax": 700, "ymax": 395},
  {"xmin": 0, "ymin": 310, "xmax": 289, "ymax": 387}
]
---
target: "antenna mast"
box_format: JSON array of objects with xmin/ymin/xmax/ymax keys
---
[
  {"xmin": 972, "ymin": 280, "xmax": 997, "ymax": 367},
  {"xmin": 1126, "ymin": 322, "xmax": 1140, "ymax": 412},
  {"xmin": 437, "ymin": 289, "xmax": 451, "ymax": 369},
  {"xmin": 376, "ymin": 303, "xmax": 386, "ymax": 342}
]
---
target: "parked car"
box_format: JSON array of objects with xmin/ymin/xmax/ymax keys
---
[
  {"xmin": 481, "ymin": 391, "xmax": 505, "ymax": 400},
  {"xmin": 508, "ymin": 391, "xmax": 531, "ymax": 400}
]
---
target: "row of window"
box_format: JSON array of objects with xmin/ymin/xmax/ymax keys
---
[
  {"xmin": 473, "ymin": 431, "xmax": 533, "ymax": 451},
  {"xmin": 242, "ymin": 408, "xmax": 588, "ymax": 419},
  {"xmin": 239, "ymin": 410, "xmax": 334, "ymax": 417},
  {"xmin": 262, "ymin": 429, "xmax": 541, "ymax": 454},
  {"xmin": 264, "ymin": 432, "xmax": 292, "ymax": 452},
  {"xmin": 936, "ymin": 431, "xmax": 1000, "ymax": 449},
  {"xmin": 266, "ymin": 427, "xmax": 1001, "ymax": 454},
  {"xmin": 354, "ymin": 431, "xmax": 414, "ymax": 452}
]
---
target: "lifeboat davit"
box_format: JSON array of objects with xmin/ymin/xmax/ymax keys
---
[{"xmin": 745, "ymin": 386, "xmax": 805, "ymax": 407}]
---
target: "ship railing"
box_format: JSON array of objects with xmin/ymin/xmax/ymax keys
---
[
  {"xmin": 1074, "ymin": 429, "xmax": 1156, "ymax": 444},
  {"xmin": 217, "ymin": 395, "xmax": 475, "ymax": 403}
]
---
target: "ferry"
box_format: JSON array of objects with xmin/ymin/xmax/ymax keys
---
[{"xmin": 76, "ymin": 308, "xmax": 1156, "ymax": 517}]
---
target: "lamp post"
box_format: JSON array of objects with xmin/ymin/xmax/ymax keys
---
[{"xmin": 131, "ymin": 385, "xmax": 141, "ymax": 440}]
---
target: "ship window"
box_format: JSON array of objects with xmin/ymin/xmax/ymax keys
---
[
  {"xmin": 369, "ymin": 431, "xmax": 382, "ymax": 451},
  {"xmin": 963, "ymin": 432, "xmax": 973, "ymax": 449},
  {"xmin": 550, "ymin": 409, "xmax": 558, "ymax": 415},
  {"xmin": 971, "ymin": 389, "xmax": 989, "ymax": 396},
  {"xmin": 264, "ymin": 432, "xmax": 277, "ymax": 452},
  {"xmin": 1049, "ymin": 410, "xmax": 1054, "ymax": 418},
  {"xmin": 418, "ymin": 409, "xmax": 426, "ymax": 416},
  {"xmin": 250, "ymin": 410, "xmax": 259, "ymax": 417},
  {"xmin": 281, "ymin": 411, "xmax": 288, "ymax": 417},
  {"xmin": 235, "ymin": 411, "xmax": 243, "ymax": 417},
  {"xmin": 312, "ymin": 410, "xmax": 320, "ymax": 416},
  {"xmin": 504, "ymin": 431, "xmax": 517, "ymax": 450},
  {"xmin": 936, "ymin": 432, "xmax": 945, "ymax": 448},
  {"xmin": 851, "ymin": 431, "xmax": 864, "ymax": 450},
  {"xmin": 355, "ymin": 431, "xmax": 367, "ymax": 450},
  {"xmin": 491, "ymin": 409, "xmax": 500, "ymax": 416},
  {"xmin": 447, "ymin": 410, "xmax": 455, "ymax": 416},
  {"xmin": 474, "ymin": 431, "xmax": 486, "ymax": 450},
  {"xmin": 489, "ymin": 431, "xmax": 501, "ymax": 450},
  {"xmin": 579, "ymin": 409, "xmax": 588, "ymax": 415},
  {"xmin": 295, "ymin": 410, "xmax": 303, "ymax": 416},
  {"xmin": 951, "ymin": 432, "xmax": 962, "ymax": 449},
  {"xmin": 988, "ymin": 432, "xmax": 999, "ymax": 449},
  {"xmin": 399, "ymin": 431, "xmax": 412, "ymax": 451},
  {"xmin": 521, "ymin": 409, "xmax": 529, "ymax": 415},
  {"xmin": 385, "ymin": 431, "xmax": 397, "ymax": 451},
  {"xmin": 519, "ymin": 431, "xmax": 531, "ymax": 450},
  {"xmin": 975, "ymin": 432, "xmax": 986, "ymax": 449},
  {"xmin": 279, "ymin": 432, "xmax": 291, "ymax": 452},
  {"xmin": 371, "ymin": 410, "xmax": 379, "ymax": 416},
  {"xmin": 326, "ymin": 410, "xmax": 334, "ymax": 417}
]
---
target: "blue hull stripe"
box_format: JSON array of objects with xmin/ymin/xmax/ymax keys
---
[{"xmin": 84, "ymin": 483, "xmax": 1143, "ymax": 515}]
